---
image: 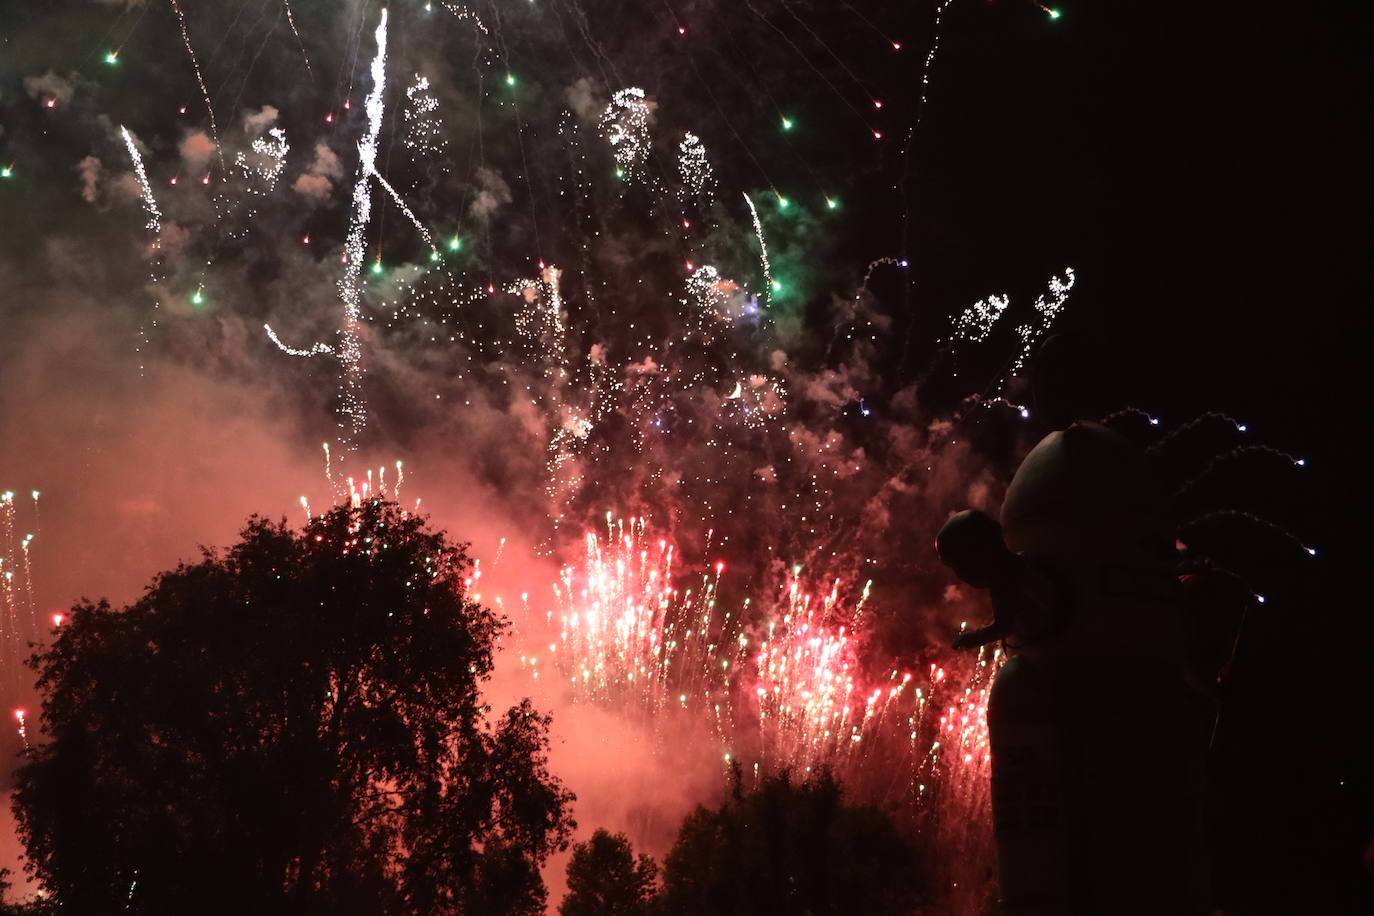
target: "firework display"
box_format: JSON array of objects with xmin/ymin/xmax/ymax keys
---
[{"xmin": 0, "ymin": 1, "xmax": 1328, "ymax": 910}]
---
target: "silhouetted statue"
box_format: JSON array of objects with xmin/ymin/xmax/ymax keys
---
[
  {"xmin": 937, "ymin": 509, "xmax": 1065, "ymax": 650},
  {"xmin": 939, "ymin": 422, "xmax": 1210, "ymax": 913}
]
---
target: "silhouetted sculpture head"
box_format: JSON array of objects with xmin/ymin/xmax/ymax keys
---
[{"xmin": 936, "ymin": 510, "xmax": 1014, "ymax": 589}]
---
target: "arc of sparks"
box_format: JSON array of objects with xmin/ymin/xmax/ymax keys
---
[{"xmin": 264, "ymin": 323, "xmax": 335, "ymax": 357}]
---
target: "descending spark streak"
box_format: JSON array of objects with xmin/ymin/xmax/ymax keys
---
[
  {"xmin": 439, "ymin": 2, "xmax": 489, "ymax": 34},
  {"xmin": 168, "ymin": 0, "xmax": 223, "ymax": 170},
  {"xmin": 120, "ymin": 127, "xmax": 164, "ymax": 375},
  {"xmin": 281, "ymin": 0, "xmax": 312, "ymax": 74},
  {"xmin": 742, "ymin": 193, "xmax": 773, "ymax": 307},
  {"xmin": 264, "ymin": 323, "xmax": 335, "ymax": 357},
  {"xmin": 371, "ymin": 170, "xmax": 439, "ymax": 256},
  {"xmin": 919, "ymin": 1, "xmax": 957, "ymax": 117},
  {"xmin": 333, "ymin": 8, "xmax": 389, "ymax": 481}
]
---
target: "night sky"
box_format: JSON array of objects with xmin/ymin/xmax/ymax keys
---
[{"xmin": 0, "ymin": 0, "xmax": 1367, "ymax": 909}]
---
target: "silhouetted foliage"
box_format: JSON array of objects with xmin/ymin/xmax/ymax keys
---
[
  {"xmin": 659, "ymin": 769, "xmax": 926, "ymax": 915},
  {"xmin": 560, "ymin": 828, "xmax": 659, "ymax": 916},
  {"xmin": 10, "ymin": 500, "xmax": 574, "ymax": 915}
]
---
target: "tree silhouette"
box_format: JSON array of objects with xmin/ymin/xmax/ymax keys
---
[
  {"xmin": 659, "ymin": 769, "xmax": 927, "ymax": 915},
  {"xmin": 560, "ymin": 828, "xmax": 659, "ymax": 915},
  {"xmin": 10, "ymin": 500, "xmax": 574, "ymax": 915}
]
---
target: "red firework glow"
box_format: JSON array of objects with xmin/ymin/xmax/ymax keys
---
[{"xmin": 512, "ymin": 514, "xmax": 1001, "ymax": 900}]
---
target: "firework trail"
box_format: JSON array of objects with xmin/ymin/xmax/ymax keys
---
[
  {"xmin": 264, "ymin": 323, "xmax": 334, "ymax": 357},
  {"xmin": 372, "ymin": 169, "xmax": 440, "ymax": 258},
  {"xmin": 280, "ymin": 0, "xmax": 312, "ymax": 75},
  {"xmin": 168, "ymin": 0, "xmax": 223, "ymax": 171},
  {"xmin": 438, "ymin": 2, "xmax": 489, "ymax": 34},
  {"xmin": 14, "ymin": 708, "xmax": 29, "ymax": 752},
  {"xmin": 332, "ymin": 7, "xmax": 388, "ymax": 483},
  {"xmin": 120, "ymin": 126, "xmax": 164, "ymax": 376},
  {"xmin": 742, "ymin": 192, "xmax": 773, "ymax": 306}
]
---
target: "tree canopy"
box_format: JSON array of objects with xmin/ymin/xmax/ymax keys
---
[
  {"xmin": 560, "ymin": 828, "xmax": 659, "ymax": 916},
  {"xmin": 11, "ymin": 500, "xmax": 574, "ymax": 915},
  {"xmin": 658, "ymin": 769, "xmax": 927, "ymax": 915}
]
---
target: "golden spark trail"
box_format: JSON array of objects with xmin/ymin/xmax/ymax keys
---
[
  {"xmin": 168, "ymin": 0, "xmax": 224, "ymax": 171},
  {"xmin": 120, "ymin": 126, "xmax": 164, "ymax": 376}
]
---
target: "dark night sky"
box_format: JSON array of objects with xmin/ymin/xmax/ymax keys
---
[{"xmin": 0, "ymin": 0, "xmax": 1369, "ymax": 909}]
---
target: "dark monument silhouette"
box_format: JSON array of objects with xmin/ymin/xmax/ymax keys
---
[{"xmin": 938, "ymin": 337, "xmax": 1210, "ymax": 912}]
